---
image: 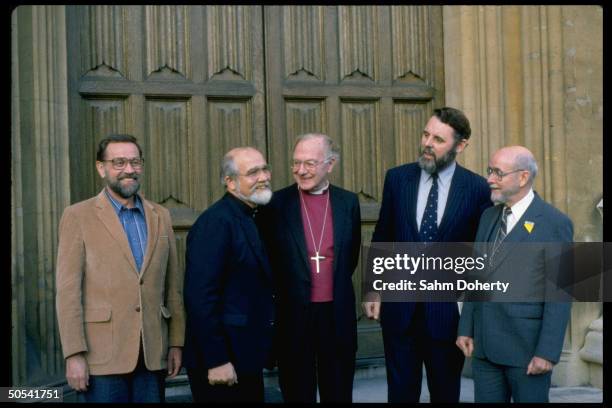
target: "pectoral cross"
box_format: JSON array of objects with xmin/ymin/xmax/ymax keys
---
[{"xmin": 310, "ymin": 252, "xmax": 326, "ymax": 273}]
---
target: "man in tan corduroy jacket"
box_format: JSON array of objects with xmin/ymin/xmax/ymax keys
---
[{"xmin": 55, "ymin": 134, "xmax": 185, "ymax": 402}]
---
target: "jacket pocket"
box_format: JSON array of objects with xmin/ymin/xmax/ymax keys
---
[
  {"xmin": 84, "ymin": 307, "xmax": 112, "ymax": 322},
  {"xmin": 84, "ymin": 306, "xmax": 112, "ymax": 364},
  {"xmin": 223, "ymin": 313, "xmax": 248, "ymax": 327},
  {"xmin": 160, "ymin": 305, "xmax": 171, "ymax": 354},
  {"xmin": 160, "ymin": 305, "xmax": 172, "ymax": 319}
]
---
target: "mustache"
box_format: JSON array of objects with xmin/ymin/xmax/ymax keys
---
[
  {"xmin": 118, "ymin": 173, "xmax": 139, "ymax": 180},
  {"xmin": 421, "ymin": 146, "xmax": 435, "ymax": 156},
  {"xmin": 251, "ymin": 183, "xmax": 271, "ymax": 192},
  {"xmin": 254, "ymin": 180, "xmax": 271, "ymax": 188}
]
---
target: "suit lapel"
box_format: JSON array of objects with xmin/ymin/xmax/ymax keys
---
[
  {"xmin": 484, "ymin": 205, "xmax": 503, "ymax": 243},
  {"xmin": 507, "ymin": 195, "xmax": 543, "ymax": 244},
  {"xmin": 227, "ymin": 195, "xmax": 273, "ymax": 281},
  {"xmin": 282, "ymin": 186, "xmax": 311, "ymax": 279},
  {"xmin": 240, "ymin": 216, "xmax": 273, "ymax": 281},
  {"xmin": 403, "ymin": 166, "xmax": 420, "ymax": 239},
  {"xmin": 94, "ymin": 190, "xmax": 138, "ymax": 275},
  {"xmin": 492, "ymin": 195, "xmax": 542, "ymax": 266},
  {"xmin": 139, "ymin": 197, "xmax": 159, "ymax": 277},
  {"xmin": 330, "ymin": 185, "xmax": 347, "ymax": 277},
  {"xmin": 437, "ymin": 166, "xmax": 466, "ymax": 238}
]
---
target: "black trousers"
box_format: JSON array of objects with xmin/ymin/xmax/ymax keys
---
[
  {"xmin": 382, "ymin": 302, "xmax": 464, "ymax": 403},
  {"xmin": 278, "ymin": 302, "xmax": 355, "ymax": 403},
  {"xmin": 186, "ymin": 366, "xmax": 264, "ymax": 403}
]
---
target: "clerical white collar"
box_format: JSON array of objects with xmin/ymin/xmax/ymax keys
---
[{"xmin": 301, "ymin": 180, "xmax": 330, "ymax": 195}]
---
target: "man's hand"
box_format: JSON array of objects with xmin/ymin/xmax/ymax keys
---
[
  {"xmin": 362, "ymin": 292, "xmax": 381, "ymax": 320},
  {"xmin": 208, "ymin": 362, "xmax": 238, "ymax": 386},
  {"xmin": 66, "ymin": 353, "xmax": 89, "ymax": 392},
  {"xmin": 526, "ymin": 356, "xmax": 553, "ymax": 375},
  {"xmin": 456, "ymin": 336, "xmax": 474, "ymax": 357},
  {"xmin": 167, "ymin": 347, "xmax": 182, "ymax": 378}
]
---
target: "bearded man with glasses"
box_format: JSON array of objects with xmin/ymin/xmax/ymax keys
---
[
  {"xmin": 184, "ymin": 147, "xmax": 276, "ymax": 403},
  {"xmin": 56, "ymin": 134, "xmax": 185, "ymax": 402}
]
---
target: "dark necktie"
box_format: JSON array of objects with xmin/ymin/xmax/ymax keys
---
[
  {"xmin": 493, "ymin": 206, "xmax": 512, "ymax": 248},
  {"xmin": 419, "ymin": 173, "xmax": 438, "ymax": 242}
]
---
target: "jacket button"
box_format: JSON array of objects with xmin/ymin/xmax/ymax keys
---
[
  {"xmin": 139, "ymin": 280, "xmax": 144, "ymax": 285},
  {"xmin": 135, "ymin": 306, "xmax": 141, "ymax": 312}
]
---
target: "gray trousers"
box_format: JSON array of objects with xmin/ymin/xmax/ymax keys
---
[{"xmin": 472, "ymin": 356, "xmax": 552, "ymax": 403}]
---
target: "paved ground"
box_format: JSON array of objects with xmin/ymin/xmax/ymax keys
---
[{"xmin": 166, "ymin": 365, "xmax": 604, "ymax": 403}]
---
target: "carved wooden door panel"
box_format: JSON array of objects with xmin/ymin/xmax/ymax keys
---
[
  {"xmin": 66, "ymin": 5, "xmax": 444, "ymax": 361},
  {"xmin": 66, "ymin": 5, "xmax": 266, "ymax": 273},
  {"xmin": 264, "ymin": 6, "xmax": 444, "ymax": 359}
]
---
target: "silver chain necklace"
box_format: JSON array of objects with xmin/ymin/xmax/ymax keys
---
[{"xmin": 299, "ymin": 186, "xmax": 330, "ymax": 273}]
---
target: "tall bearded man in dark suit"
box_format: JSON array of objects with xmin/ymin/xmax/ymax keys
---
[
  {"xmin": 456, "ymin": 146, "xmax": 572, "ymax": 402},
  {"xmin": 261, "ymin": 133, "xmax": 361, "ymax": 403},
  {"xmin": 363, "ymin": 107, "xmax": 492, "ymax": 402}
]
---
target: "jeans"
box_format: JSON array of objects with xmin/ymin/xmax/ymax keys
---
[{"xmin": 82, "ymin": 347, "xmax": 165, "ymax": 403}]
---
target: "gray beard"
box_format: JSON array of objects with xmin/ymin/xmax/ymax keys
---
[
  {"xmin": 491, "ymin": 185, "xmax": 520, "ymax": 205},
  {"xmin": 417, "ymin": 146, "xmax": 458, "ymax": 174},
  {"xmin": 235, "ymin": 183, "xmax": 273, "ymax": 206},
  {"xmin": 107, "ymin": 176, "xmax": 140, "ymax": 199},
  {"xmin": 247, "ymin": 188, "xmax": 273, "ymax": 205}
]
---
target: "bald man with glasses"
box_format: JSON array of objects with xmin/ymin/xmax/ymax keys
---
[{"xmin": 457, "ymin": 146, "xmax": 572, "ymax": 403}]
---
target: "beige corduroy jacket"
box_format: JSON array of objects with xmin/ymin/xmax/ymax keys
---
[{"xmin": 55, "ymin": 189, "xmax": 185, "ymax": 375}]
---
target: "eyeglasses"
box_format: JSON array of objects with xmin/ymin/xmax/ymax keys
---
[
  {"xmin": 238, "ymin": 165, "xmax": 271, "ymax": 178},
  {"xmin": 291, "ymin": 158, "xmax": 331, "ymax": 171},
  {"xmin": 486, "ymin": 167, "xmax": 525, "ymax": 181},
  {"xmin": 101, "ymin": 157, "xmax": 145, "ymax": 170}
]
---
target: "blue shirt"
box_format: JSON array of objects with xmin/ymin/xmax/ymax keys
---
[{"xmin": 104, "ymin": 189, "xmax": 148, "ymax": 271}]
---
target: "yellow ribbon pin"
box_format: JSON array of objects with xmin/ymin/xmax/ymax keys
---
[{"xmin": 524, "ymin": 221, "xmax": 534, "ymax": 234}]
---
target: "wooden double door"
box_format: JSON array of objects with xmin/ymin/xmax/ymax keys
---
[{"xmin": 66, "ymin": 5, "xmax": 444, "ymax": 359}]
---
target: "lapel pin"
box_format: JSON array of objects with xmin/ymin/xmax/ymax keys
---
[{"xmin": 524, "ymin": 221, "xmax": 535, "ymax": 234}]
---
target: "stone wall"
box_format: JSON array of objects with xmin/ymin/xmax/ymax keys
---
[
  {"xmin": 443, "ymin": 5, "xmax": 603, "ymax": 387},
  {"xmin": 12, "ymin": 5, "xmax": 71, "ymax": 385}
]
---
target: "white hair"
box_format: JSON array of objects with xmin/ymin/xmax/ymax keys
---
[{"xmin": 293, "ymin": 133, "xmax": 340, "ymax": 161}]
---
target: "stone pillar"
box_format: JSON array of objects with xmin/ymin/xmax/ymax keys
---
[
  {"xmin": 577, "ymin": 199, "xmax": 603, "ymax": 389},
  {"xmin": 579, "ymin": 317, "xmax": 603, "ymax": 389},
  {"xmin": 12, "ymin": 6, "xmax": 71, "ymax": 385},
  {"xmin": 443, "ymin": 5, "xmax": 602, "ymax": 387}
]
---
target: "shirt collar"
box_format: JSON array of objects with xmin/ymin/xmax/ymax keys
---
[
  {"xmin": 104, "ymin": 188, "xmax": 145, "ymax": 214},
  {"xmin": 419, "ymin": 160, "xmax": 456, "ymax": 188},
  {"xmin": 304, "ymin": 180, "xmax": 330, "ymax": 195},
  {"xmin": 507, "ymin": 188, "xmax": 534, "ymax": 220}
]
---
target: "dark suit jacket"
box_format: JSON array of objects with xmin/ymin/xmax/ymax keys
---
[
  {"xmin": 183, "ymin": 193, "xmax": 275, "ymax": 375},
  {"xmin": 458, "ymin": 193, "xmax": 573, "ymax": 367},
  {"xmin": 372, "ymin": 162, "xmax": 491, "ymax": 340},
  {"xmin": 261, "ymin": 183, "xmax": 361, "ymax": 355}
]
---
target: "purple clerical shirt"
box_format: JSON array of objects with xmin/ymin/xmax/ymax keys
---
[{"xmin": 299, "ymin": 188, "xmax": 335, "ymax": 302}]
